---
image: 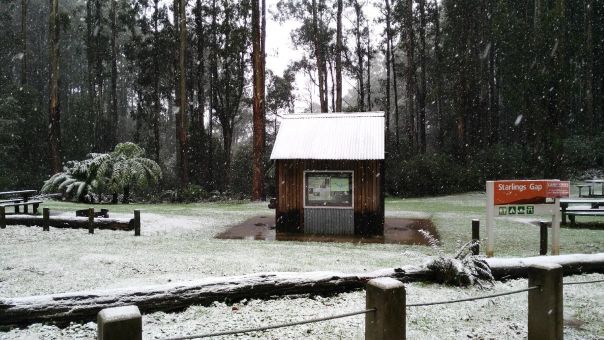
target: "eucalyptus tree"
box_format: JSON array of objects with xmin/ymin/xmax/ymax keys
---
[
  {"xmin": 209, "ymin": 0, "xmax": 252, "ymax": 188},
  {"xmin": 275, "ymin": 0, "xmax": 333, "ymax": 113}
]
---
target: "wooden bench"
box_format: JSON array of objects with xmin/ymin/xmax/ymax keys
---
[
  {"xmin": 566, "ymin": 210, "xmax": 604, "ymax": 227},
  {"xmin": 0, "ymin": 200, "xmax": 43, "ymax": 214}
]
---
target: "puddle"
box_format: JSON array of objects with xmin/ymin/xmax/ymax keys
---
[{"xmin": 215, "ymin": 216, "xmax": 440, "ymax": 245}]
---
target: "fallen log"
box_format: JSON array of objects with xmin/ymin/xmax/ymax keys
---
[
  {"xmin": 4, "ymin": 214, "xmax": 133, "ymax": 230},
  {"xmin": 1, "ymin": 253, "xmax": 602, "ymax": 327},
  {"xmin": 486, "ymin": 253, "xmax": 604, "ymax": 279}
]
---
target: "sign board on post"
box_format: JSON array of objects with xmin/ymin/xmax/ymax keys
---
[{"xmin": 486, "ymin": 180, "xmax": 570, "ymax": 257}]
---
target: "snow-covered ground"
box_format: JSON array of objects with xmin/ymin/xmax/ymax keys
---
[
  {"xmin": 2, "ymin": 274, "xmax": 602, "ymax": 339},
  {"xmin": 1, "ymin": 194, "xmax": 603, "ymax": 338}
]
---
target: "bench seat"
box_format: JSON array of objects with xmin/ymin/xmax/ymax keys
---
[{"xmin": 566, "ymin": 210, "xmax": 604, "ymax": 226}]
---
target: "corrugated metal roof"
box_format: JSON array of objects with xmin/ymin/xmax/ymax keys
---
[{"xmin": 270, "ymin": 112, "xmax": 385, "ymax": 160}]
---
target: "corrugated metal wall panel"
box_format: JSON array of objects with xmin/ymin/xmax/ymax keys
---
[{"xmin": 304, "ymin": 208, "xmax": 354, "ymax": 235}]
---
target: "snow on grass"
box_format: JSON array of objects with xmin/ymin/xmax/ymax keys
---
[
  {"xmin": 2, "ymin": 274, "xmax": 602, "ymax": 339},
  {"xmin": 1, "ymin": 192, "xmax": 603, "ymax": 338}
]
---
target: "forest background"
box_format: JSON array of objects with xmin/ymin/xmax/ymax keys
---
[{"xmin": 1, "ymin": 0, "xmax": 603, "ymax": 200}]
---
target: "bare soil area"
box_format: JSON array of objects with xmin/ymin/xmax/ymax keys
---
[{"xmin": 215, "ymin": 216, "xmax": 440, "ymax": 245}]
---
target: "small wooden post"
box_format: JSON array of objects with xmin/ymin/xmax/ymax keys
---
[
  {"xmin": 528, "ymin": 264, "xmax": 563, "ymax": 340},
  {"xmin": 88, "ymin": 208, "xmax": 94, "ymax": 234},
  {"xmin": 366, "ymin": 277, "xmax": 406, "ymax": 340},
  {"xmin": 134, "ymin": 210, "xmax": 141, "ymax": 236},
  {"xmin": 97, "ymin": 305, "xmax": 142, "ymax": 340},
  {"xmin": 14, "ymin": 204, "xmax": 20, "ymax": 214},
  {"xmin": 539, "ymin": 221, "xmax": 547, "ymax": 256},
  {"xmin": 0, "ymin": 206, "xmax": 5, "ymax": 229},
  {"xmin": 471, "ymin": 219, "xmax": 480, "ymax": 255},
  {"xmin": 43, "ymin": 208, "xmax": 50, "ymax": 231}
]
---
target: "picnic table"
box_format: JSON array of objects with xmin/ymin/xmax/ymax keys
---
[
  {"xmin": 0, "ymin": 190, "xmax": 41, "ymax": 214},
  {"xmin": 560, "ymin": 198, "xmax": 604, "ymax": 226},
  {"xmin": 584, "ymin": 179, "xmax": 604, "ymax": 197},
  {"xmin": 0, "ymin": 190, "xmax": 37, "ymax": 202}
]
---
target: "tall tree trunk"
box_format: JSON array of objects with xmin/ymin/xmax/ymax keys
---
[
  {"xmin": 584, "ymin": 0, "xmax": 594, "ymax": 132},
  {"xmin": 354, "ymin": 1, "xmax": 364, "ymax": 112},
  {"xmin": 152, "ymin": 0, "xmax": 161, "ymax": 163},
  {"xmin": 390, "ymin": 33, "xmax": 400, "ymax": 150},
  {"xmin": 329, "ymin": 59, "xmax": 335, "ymax": 111},
  {"xmin": 418, "ymin": 0, "xmax": 427, "ymax": 153},
  {"xmin": 177, "ymin": 0, "xmax": 190, "ymax": 187},
  {"xmin": 366, "ymin": 32, "xmax": 371, "ymax": 111},
  {"xmin": 405, "ymin": 0, "xmax": 416, "ymax": 150},
  {"xmin": 194, "ymin": 0, "xmax": 206, "ymax": 183},
  {"xmin": 312, "ymin": 0, "xmax": 328, "ymax": 112},
  {"xmin": 252, "ymin": 0, "xmax": 265, "ymax": 201},
  {"xmin": 109, "ymin": 0, "xmax": 118, "ymax": 149},
  {"xmin": 207, "ymin": 0, "xmax": 217, "ymax": 188},
  {"xmin": 384, "ymin": 0, "xmax": 391, "ymax": 145},
  {"xmin": 48, "ymin": 0, "xmax": 61, "ymax": 174},
  {"xmin": 21, "ymin": 0, "xmax": 27, "ymax": 85},
  {"xmin": 335, "ymin": 0, "xmax": 343, "ymax": 112},
  {"xmin": 487, "ymin": 1, "xmax": 498, "ymax": 145},
  {"xmin": 262, "ymin": 0, "xmax": 266, "ymax": 117},
  {"xmin": 94, "ymin": 0, "xmax": 104, "ymax": 151},
  {"xmin": 86, "ymin": 0, "xmax": 95, "ymax": 100},
  {"xmin": 433, "ymin": 0, "xmax": 443, "ymax": 148}
]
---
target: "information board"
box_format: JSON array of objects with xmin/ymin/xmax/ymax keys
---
[
  {"xmin": 305, "ymin": 171, "xmax": 353, "ymax": 207},
  {"xmin": 486, "ymin": 180, "xmax": 570, "ymax": 257}
]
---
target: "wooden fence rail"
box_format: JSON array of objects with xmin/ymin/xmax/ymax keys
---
[{"xmin": 0, "ymin": 208, "xmax": 140, "ymax": 235}]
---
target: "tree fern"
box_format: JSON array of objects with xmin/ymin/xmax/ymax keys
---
[{"xmin": 40, "ymin": 142, "xmax": 161, "ymax": 203}]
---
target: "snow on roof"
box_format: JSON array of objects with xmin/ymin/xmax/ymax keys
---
[{"xmin": 270, "ymin": 112, "xmax": 385, "ymax": 160}]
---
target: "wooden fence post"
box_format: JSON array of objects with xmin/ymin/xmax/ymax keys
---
[
  {"xmin": 43, "ymin": 208, "xmax": 50, "ymax": 231},
  {"xmin": 88, "ymin": 208, "xmax": 94, "ymax": 234},
  {"xmin": 134, "ymin": 210, "xmax": 140, "ymax": 236},
  {"xmin": 471, "ymin": 219, "xmax": 480, "ymax": 255},
  {"xmin": 528, "ymin": 263, "xmax": 563, "ymax": 340},
  {"xmin": 0, "ymin": 206, "xmax": 5, "ymax": 229},
  {"xmin": 539, "ymin": 221, "xmax": 547, "ymax": 256},
  {"xmin": 97, "ymin": 305, "xmax": 142, "ymax": 340},
  {"xmin": 365, "ymin": 277, "xmax": 406, "ymax": 340}
]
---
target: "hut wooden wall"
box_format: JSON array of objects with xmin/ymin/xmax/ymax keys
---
[{"xmin": 275, "ymin": 159, "xmax": 384, "ymax": 235}]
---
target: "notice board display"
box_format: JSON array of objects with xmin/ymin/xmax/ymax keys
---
[{"xmin": 305, "ymin": 171, "xmax": 353, "ymax": 207}]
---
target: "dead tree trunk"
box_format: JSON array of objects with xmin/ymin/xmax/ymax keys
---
[{"xmin": 1, "ymin": 253, "xmax": 602, "ymax": 326}]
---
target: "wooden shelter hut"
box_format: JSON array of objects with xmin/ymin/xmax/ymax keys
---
[{"xmin": 270, "ymin": 112, "xmax": 385, "ymax": 236}]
